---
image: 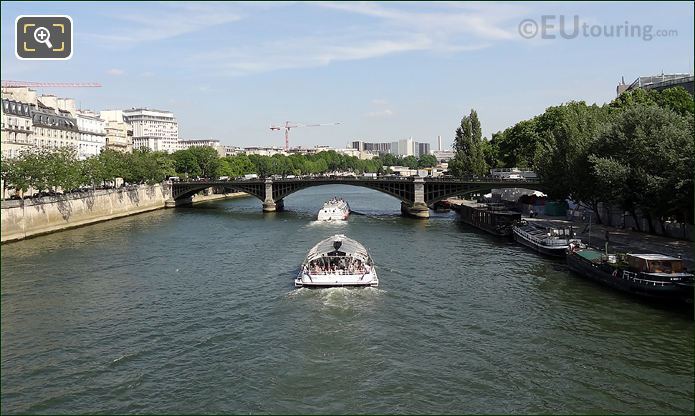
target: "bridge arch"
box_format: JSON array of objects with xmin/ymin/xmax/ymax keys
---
[
  {"xmin": 269, "ymin": 179, "xmax": 415, "ymax": 204},
  {"xmin": 169, "ymin": 177, "xmax": 547, "ymax": 218},
  {"xmin": 170, "ymin": 181, "xmax": 266, "ymax": 202}
]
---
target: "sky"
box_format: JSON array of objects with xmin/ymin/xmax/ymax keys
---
[{"xmin": 1, "ymin": 1, "xmax": 693, "ymax": 149}]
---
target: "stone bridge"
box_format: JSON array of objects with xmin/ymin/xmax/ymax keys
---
[{"xmin": 168, "ymin": 177, "xmax": 545, "ymax": 218}]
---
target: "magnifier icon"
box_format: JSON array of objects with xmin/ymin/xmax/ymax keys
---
[{"xmin": 34, "ymin": 27, "xmax": 53, "ymax": 49}]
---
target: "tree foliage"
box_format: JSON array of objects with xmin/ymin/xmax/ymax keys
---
[
  {"xmin": 478, "ymin": 88, "xmax": 694, "ymax": 227},
  {"xmin": 450, "ymin": 109, "xmax": 488, "ymax": 176}
]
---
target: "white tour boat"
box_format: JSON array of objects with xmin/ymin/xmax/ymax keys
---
[
  {"xmin": 317, "ymin": 197, "xmax": 350, "ymax": 221},
  {"xmin": 295, "ymin": 234, "xmax": 378, "ymax": 287}
]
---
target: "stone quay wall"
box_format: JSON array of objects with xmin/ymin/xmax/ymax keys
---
[{"xmin": 1, "ymin": 184, "xmax": 171, "ymax": 243}]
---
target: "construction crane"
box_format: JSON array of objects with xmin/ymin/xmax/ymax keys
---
[
  {"xmin": 1, "ymin": 80, "xmax": 102, "ymax": 88},
  {"xmin": 270, "ymin": 121, "xmax": 341, "ymax": 151}
]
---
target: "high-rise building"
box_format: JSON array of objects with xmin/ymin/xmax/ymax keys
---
[
  {"xmin": 352, "ymin": 138, "xmax": 431, "ymax": 157},
  {"xmin": 418, "ymin": 142, "xmax": 430, "ymax": 157},
  {"xmin": 350, "ymin": 140, "xmax": 391, "ymax": 154},
  {"xmin": 123, "ymin": 108, "xmax": 179, "ymax": 153}
]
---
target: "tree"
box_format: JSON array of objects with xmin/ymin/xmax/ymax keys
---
[
  {"xmin": 81, "ymin": 156, "xmax": 102, "ymax": 188},
  {"xmin": 380, "ymin": 153, "xmax": 400, "ymax": 167},
  {"xmin": 611, "ymin": 87, "xmax": 694, "ymax": 118},
  {"xmin": 592, "ymin": 105, "xmax": 694, "ymax": 230},
  {"xmin": 402, "ymin": 155, "xmax": 419, "ymax": 169},
  {"xmin": 417, "ymin": 154, "xmax": 437, "ymax": 168},
  {"xmin": 451, "ymin": 109, "xmax": 487, "ymax": 176},
  {"xmin": 493, "ymin": 119, "xmax": 540, "ymax": 168},
  {"xmin": 173, "ymin": 149, "xmax": 201, "ymax": 178},
  {"xmin": 98, "ymin": 149, "xmax": 127, "ymax": 185},
  {"xmin": 480, "ymin": 137, "xmax": 500, "ymax": 169},
  {"xmin": 188, "ymin": 146, "xmax": 221, "ymax": 179},
  {"xmin": 50, "ymin": 147, "xmax": 83, "ymax": 191},
  {"xmin": 1, "ymin": 156, "xmax": 29, "ymax": 194},
  {"xmin": 533, "ymin": 101, "xmax": 611, "ymax": 219}
]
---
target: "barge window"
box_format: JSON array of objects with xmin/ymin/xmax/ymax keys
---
[{"xmin": 650, "ymin": 261, "xmax": 679, "ymax": 273}]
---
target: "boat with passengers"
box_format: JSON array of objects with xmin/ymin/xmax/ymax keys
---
[
  {"xmin": 295, "ymin": 234, "xmax": 378, "ymax": 287},
  {"xmin": 317, "ymin": 197, "xmax": 350, "ymax": 221}
]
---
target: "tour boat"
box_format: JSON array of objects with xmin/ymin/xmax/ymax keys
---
[
  {"xmin": 295, "ymin": 234, "xmax": 378, "ymax": 288},
  {"xmin": 317, "ymin": 197, "xmax": 350, "ymax": 221},
  {"xmin": 566, "ymin": 246, "xmax": 694, "ymax": 304},
  {"xmin": 512, "ymin": 220, "xmax": 581, "ymax": 257}
]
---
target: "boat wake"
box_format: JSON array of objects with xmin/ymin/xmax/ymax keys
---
[
  {"xmin": 306, "ymin": 220, "xmax": 349, "ymax": 227},
  {"xmin": 287, "ymin": 286, "xmax": 385, "ymax": 308}
]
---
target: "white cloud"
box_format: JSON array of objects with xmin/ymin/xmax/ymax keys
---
[
  {"xmin": 367, "ymin": 98, "xmax": 394, "ymax": 118},
  {"xmin": 366, "ymin": 109, "xmax": 394, "ymax": 118},
  {"xmin": 315, "ymin": 1, "xmax": 525, "ymax": 41},
  {"xmin": 86, "ymin": 1, "xmax": 528, "ymax": 76},
  {"xmin": 192, "ymin": 33, "xmax": 438, "ymax": 76},
  {"xmin": 85, "ymin": 2, "xmax": 244, "ymax": 45},
  {"xmin": 185, "ymin": 2, "xmax": 524, "ymax": 76},
  {"xmin": 106, "ymin": 68, "xmax": 124, "ymax": 76}
]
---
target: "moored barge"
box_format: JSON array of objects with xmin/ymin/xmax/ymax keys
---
[
  {"xmin": 452, "ymin": 201, "xmax": 521, "ymax": 236},
  {"xmin": 513, "ymin": 221, "xmax": 580, "ymax": 257},
  {"xmin": 566, "ymin": 247, "xmax": 694, "ymax": 304}
]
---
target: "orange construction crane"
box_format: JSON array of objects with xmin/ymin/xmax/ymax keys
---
[
  {"xmin": 1, "ymin": 80, "xmax": 102, "ymax": 88},
  {"xmin": 270, "ymin": 121, "xmax": 341, "ymax": 151}
]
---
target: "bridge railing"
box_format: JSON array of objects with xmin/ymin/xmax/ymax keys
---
[
  {"xmin": 423, "ymin": 176, "xmax": 540, "ymax": 183},
  {"xmin": 272, "ymin": 176, "xmax": 412, "ymax": 182},
  {"xmin": 172, "ymin": 175, "xmax": 542, "ymax": 184}
]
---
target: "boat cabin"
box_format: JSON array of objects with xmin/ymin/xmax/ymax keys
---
[
  {"xmin": 625, "ymin": 254, "xmax": 685, "ymax": 274},
  {"xmin": 304, "ymin": 235, "xmax": 372, "ymax": 276}
]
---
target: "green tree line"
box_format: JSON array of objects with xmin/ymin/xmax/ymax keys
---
[
  {"xmin": 449, "ymin": 87, "xmax": 694, "ymax": 228},
  {"xmin": 2, "ymin": 148, "xmax": 176, "ymax": 193},
  {"xmin": 1, "ymin": 146, "xmax": 440, "ymax": 196}
]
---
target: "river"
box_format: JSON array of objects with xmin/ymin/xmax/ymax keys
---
[{"xmin": 1, "ymin": 185, "xmax": 693, "ymax": 414}]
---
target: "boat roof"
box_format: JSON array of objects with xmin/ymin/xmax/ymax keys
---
[
  {"xmin": 627, "ymin": 254, "xmax": 682, "ymax": 261},
  {"xmin": 577, "ymin": 249, "xmax": 603, "ymax": 261},
  {"xmin": 306, "ymin": 234, "xmax": 370, "ymax": 262}
]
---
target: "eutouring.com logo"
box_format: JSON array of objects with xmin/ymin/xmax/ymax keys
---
[{"xmin": 518, "ymin": 15, "xmax": 678, "ymax": 41}]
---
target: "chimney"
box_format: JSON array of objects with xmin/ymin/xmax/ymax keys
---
[{"xmin": 437, "ymin": 135, "xmax": 442, "ymax": 151}]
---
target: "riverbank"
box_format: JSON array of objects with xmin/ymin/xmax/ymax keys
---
[
  {"xmin": 449, "ymin": 198, "xmax": 694, "ymax": 269},
  {"xmin": 1, "ymin": 185, "xmax": 247, "ymax": 243},
  {"xmin": 191, "ymin": 191, "xmax": 247, "ymax": 204}
]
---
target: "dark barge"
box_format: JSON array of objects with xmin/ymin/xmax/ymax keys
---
[
  {"xmin": 452, "ymin": 201, "xmax": 521, "ymax": 237},
  {"xmin": 566, "ymin": 247, "xmax": 694, "ymax": 304}
]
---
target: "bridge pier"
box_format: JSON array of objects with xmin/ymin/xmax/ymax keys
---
[
  {"xmin": 165, "ymin": 196, "xmax": 192, "ymax": 208},
  {"xmin": 401, "ymin": 202, "xmax": 430, "ymax": 218},
  {"xmin": 401, "ymin": 177, "xmax": 430, "ymax": 218},
  {"xmin": 263, "ymin": 199, "xmax": 284, "ymax": 212},
  {"xmin": 262, "ymin": 179, "xmax": 284, "ymax": 212}
]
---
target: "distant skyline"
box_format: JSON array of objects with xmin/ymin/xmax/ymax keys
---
[{"xmin": 2, "ymin": 1, "xmax": 693, "ymax": 149}]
